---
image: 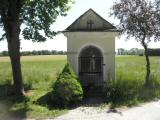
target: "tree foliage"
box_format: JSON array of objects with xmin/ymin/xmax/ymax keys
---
[
  {"xmin": 0, "ymin": 0, "xmax": 71, "ymax": 42},
  {"xmin": 111, "ymin": 0, "xmax": 160, "ymax": 42},
  {"xmin": 0, "ymin": 0, "xmax": 72, "ymax": 95},
  {"xmin": 111, "ymin": 0, "xmax": 160, "ymax": 86}
]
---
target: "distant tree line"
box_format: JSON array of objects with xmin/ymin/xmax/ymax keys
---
[
  {"xmin": 117, "ymin": 48, "xmax": 144, "ymax": 55},
  {"xmin": 117, "ymin": 48, "xmax": 160, "ymax": 56},
  {"xmin": 148, "ymin": 49, "xmax": 160, "ymax": 56},
  {"xmin": 1, "ymin": 48, "xmax": 159, "ymax": 56},
  {"xmin": 0, "ymin": 50, "xmax": 67, "ymax": 56}
]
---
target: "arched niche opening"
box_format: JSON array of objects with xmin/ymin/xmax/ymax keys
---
[{"xmin": 78, "ymin": 46, "xmax": 103, "ymax": 87}]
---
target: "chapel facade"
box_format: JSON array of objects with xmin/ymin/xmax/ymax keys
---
[{"xmin": 63, "ymin": 9, "xmax": 119, "ymax": 87}]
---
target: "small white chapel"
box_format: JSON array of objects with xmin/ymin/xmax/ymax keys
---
[{"xmin": 63, "ymin": 9, "xmax": 119, "ymax": 87}]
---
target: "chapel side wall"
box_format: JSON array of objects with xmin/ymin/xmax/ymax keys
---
[
  {"xmin": 64, "ymin": 32, "xmax": 117, "ymax": 82},
  {"xmin": 104, "ymin": 33, "xmax": 116, "ymax": 81},
  {"xmin": 66, "ymin": 34, "xmax": 77, "ymax": 74}
]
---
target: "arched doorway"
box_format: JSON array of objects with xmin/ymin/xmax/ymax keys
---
[{"xmin": 78, "ymin": 46, "xmax": 103, "ymax": 87}]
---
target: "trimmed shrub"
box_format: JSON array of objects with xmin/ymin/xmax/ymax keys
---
[
  {"xmin": 61, "ymin": 63, "xmax": 78, "ymax": 79},
  {"xmin": 52, "ymin": 63, "xmax": 83, "ymax": 107}
]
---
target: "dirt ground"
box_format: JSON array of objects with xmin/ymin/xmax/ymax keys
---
[
  {"xmin": 1, "ymin": 100, "xmax": 160, "ymax": 120},
  {"xmin": 0, "ymin": 102, "xmax": 13, "ymax": 120},
  {"xmin": 54, "ymin": 100, "xmax": 160, "ymax": 120}
]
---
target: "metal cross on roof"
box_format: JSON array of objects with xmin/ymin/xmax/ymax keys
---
[{"xmin": 87, "ymin": 20, "xmax": 94, "ymax": 30}]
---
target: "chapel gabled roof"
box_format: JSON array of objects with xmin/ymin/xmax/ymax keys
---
[{"xmin": 65, "ymin": 9, "xmax": 118, "ymax": 32}]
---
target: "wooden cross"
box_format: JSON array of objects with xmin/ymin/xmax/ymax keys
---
[{"xmin": 87, "ymin": 20, "xmax": 94, "ymax": 30}]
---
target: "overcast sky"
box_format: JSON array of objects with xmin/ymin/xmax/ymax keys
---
[{"xmin": 0, "ymin": 0, "xmax": 160, "ymax": 52}]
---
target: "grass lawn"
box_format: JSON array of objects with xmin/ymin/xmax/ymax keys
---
[
  {"xmin": 0, "ymin": 55, "xmax": 160, "ymax": 119},
  {"xmin": 0, "ymin": 55, "xmax": 67, "ymax": 119},
  {"xmin": 112, "ymin": 55, "xmax": 160, "ymax": 107}
]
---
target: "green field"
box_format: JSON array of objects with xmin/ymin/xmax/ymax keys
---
[
  {"xmin": 116, "ymin": 56, "xmax": 160, "ymax": 81},
  {"xmin": 0, "ymin": 55, "xmax": 67, "ymax": 119},
  {"xmin": 0, "ymin": 55, "xmax": 160, "ymax": 119}
]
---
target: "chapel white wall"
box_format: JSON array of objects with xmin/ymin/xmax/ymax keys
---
[{"xmin": 64, "ymin": 32, "xmax": 117, "ymax": 82}]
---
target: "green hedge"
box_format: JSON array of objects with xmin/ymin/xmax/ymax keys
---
[
  {"xmin": 52, "ymin": 64, "xmax": 83, "ymax": 107},
  {"xmin": 105, "ymin": 75, "xmax": 160, "ymax": 108}
]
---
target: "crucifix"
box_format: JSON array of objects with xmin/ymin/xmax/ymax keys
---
[{"xmin": 87, "ymin": 20, "xmax": 94, "ymax": 30}]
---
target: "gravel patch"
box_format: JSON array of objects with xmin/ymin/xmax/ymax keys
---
[{"xmin": 54, "ymin": 100, "xmax": 160, "ymax": 120}]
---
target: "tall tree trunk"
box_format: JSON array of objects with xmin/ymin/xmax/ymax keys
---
[
  {"xmin": 142, "ymin": 42, "xmax": 151, "ymax": 87},
  {"xmin": 2, "ymin": 0, "xmax": 24, "ymax": 96},
  {"xmin": 8, "ymin": 37, "xmax": 24, "ymax": 95},
  {"xmin": 7, "ymin": 21, "xmax": 24, "ymax": 96}
]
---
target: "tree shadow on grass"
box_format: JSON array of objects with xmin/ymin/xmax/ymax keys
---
[
  {"xmin": 0, "ymin": 82, "xmax": 32, "ymax": 100},
  {"xmin": 0, "ymin": 83, "xmax": 32, "ymax": 119},
  {"xmin": 37, "ymin": 91, "xmax": 59, "ymax": 109},
  {"xmin": 37, "ymin": 90, "xmax": 107, "ymax": 110}
]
